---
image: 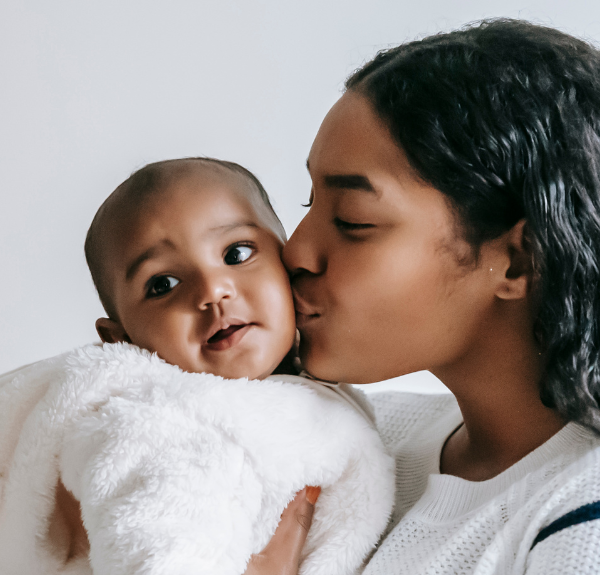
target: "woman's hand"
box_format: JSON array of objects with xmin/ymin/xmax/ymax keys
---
[{"xmin": 243, "ymin": 486, "xmax": 321, "ymax": 575}]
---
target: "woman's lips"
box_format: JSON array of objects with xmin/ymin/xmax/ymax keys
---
[
  {"xmin": 295, "ymin": 310, "xmax": 320, "ymax": 329},
  {"xmin": 292, "ymin": 292, "xmax": 321, "ymax": 328},
  {"xmin": 203, "ymin": 324, "xmax": 253, "ymax": 351}
]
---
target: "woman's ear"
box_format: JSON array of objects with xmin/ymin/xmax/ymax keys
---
[
  {"xmin": 494, "ymin": 219, "xmax": 534, "ymax": 301},
  {"xmin": 95, "ymin": 318, "xmax": 131, "ymax": 344}
]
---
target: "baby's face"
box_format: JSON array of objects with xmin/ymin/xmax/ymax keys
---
[{"xmin": 98, "ymin": 169, "xmax": 297, "ymax": 380}]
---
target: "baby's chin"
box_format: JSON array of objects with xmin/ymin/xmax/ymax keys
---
[
  {"xmin": 156, "ymin": 353, "xmax": 288, "ymax": 382},
  {"xmin": 233, "ymin": 356, "xmax": 291, "ymax": 381},
  {"xmin": 204, "ymin": 351, "xmax": 295, "ymax": 381},
  {"xmin": 141, "ymin": 333, "xmax": 294, "ymax": 381}
]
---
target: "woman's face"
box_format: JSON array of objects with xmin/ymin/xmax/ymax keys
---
[{"xmin": 283, "ymin": 92, "xmax": 499, "ymax": 384}]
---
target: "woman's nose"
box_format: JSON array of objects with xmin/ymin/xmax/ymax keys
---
[
  {"xmin": 282, "ymin": 210, "xmax": 326, "ymax": 277},
  {"xmin": 196, "ymin": 272, "xmax": 237, "ymax": 310}
]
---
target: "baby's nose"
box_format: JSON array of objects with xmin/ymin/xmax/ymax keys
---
[{"xmin": 196, "ymin": 274, "xmax": 237, "ymax": 310}]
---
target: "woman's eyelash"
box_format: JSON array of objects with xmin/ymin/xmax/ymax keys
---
[
  {"xmin": 302, "ymin": 191, "xmax": 314, "ymax": 208},
  {"xmin": 334, "ymin": 218, "xmax": 375, "ymax": 231}
]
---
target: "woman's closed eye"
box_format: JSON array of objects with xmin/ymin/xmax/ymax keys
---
[
  {"xmin": 333, "ymin": 217, "xmax": 375, "ymax": 232},
  {"xmin": 145, "ymin": 275, "xmax": 180, "ymax": 298},
  {"xmin": 224, "ymin": 243, "xmax": 255, "ymax": 265}
]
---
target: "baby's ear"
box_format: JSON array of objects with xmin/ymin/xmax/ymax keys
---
[{"xmin": 95, "ymin": 318, "xmax": 131, "ymax": 344}]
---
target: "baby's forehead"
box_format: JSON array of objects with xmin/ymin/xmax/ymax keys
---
[
  {"xmin": 108, "ymin": 165, "xmax": 282, "ymax": 252},
  {"xmin": 170, "ymin": 163, "xmax": 264, "ymax": 207},
  {"xmin": 157, "ymin": 170, "xmax": 273, "ymax": 230}
]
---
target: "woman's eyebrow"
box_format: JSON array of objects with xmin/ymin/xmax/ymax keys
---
[
  {"xmin": 322, "ymin": 174, "xmax": 377, "ymax": 193},
  {"xmin": 305, "ymin": 159, "xmax": 377, "ymax": 194}
]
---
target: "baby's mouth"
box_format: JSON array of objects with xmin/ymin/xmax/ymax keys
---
[
  {"xmin": 207, "ymin": 324, "xmax": 247, "ymax": 344},
  {"xmin": 203, "ymin": 323, "xmax": 255, "ymax": 351}
]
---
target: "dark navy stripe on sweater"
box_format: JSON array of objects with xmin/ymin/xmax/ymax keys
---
[{"xmin": 531, "ymin": 500, "xmax": 600, "ymax": 550}]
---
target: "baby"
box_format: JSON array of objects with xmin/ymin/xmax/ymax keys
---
[
  {"xmin": 85, "ymin": 158, "xmax": 297, "ymax": 382},
  {"xmin": 57, "ymin": 158, "xmax": 393, "ymax": 575}
]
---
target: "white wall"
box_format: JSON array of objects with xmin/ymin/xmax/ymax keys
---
[{"xmin": 2, "ymin": 0, "xmax": 599, "ymax": 393}]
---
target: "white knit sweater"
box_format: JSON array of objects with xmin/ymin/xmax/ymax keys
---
[{"xmin": 363, "ymin": 392, "xmax": 600, "ymax": 575}]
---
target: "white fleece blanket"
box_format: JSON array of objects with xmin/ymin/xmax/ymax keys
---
[{"xmin": 0, "ymin": 343, "xmax": 394, "ymax": 575}]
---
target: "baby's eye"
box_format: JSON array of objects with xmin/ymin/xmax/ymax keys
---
[
  {"xmin": 224, "ymin": 244, "xmax": 254, "ymax": 265},
  {"xmin": 146, "ymin": 275, "xmax": 180, "ymax": 298}
]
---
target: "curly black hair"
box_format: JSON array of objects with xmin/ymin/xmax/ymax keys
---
[{"xmin": 346, "ymin": 19, "xmax": 600, "ymax": 431}]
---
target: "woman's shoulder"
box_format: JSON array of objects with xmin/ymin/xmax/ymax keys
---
[{"xmin": 529, "ymin": 425, "xmax": 600, "ymax": 516}]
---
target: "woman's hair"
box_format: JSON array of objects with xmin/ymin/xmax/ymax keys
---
[{"xmin": 347, "ymin": 19, "xmax": 600, "ymax": 431}]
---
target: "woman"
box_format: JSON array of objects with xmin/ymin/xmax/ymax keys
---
[{"xmin": 247, "ymin": 19, "xmax": 600, "ymax": 575}]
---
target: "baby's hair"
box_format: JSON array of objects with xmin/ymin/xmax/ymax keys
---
[
  {"xmin": 85, "ymin": 157, "xmax": 285, "ymax": 320},
  {"xmin": 347, "ymin": 19, "xmax": 600, "ymax": 431}
]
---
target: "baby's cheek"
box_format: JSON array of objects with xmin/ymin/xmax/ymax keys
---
[
  {"xmin": 260, "ymin": 277, "xmax": 296, "ymax": 342},
  {"xmin": 138, "ymin": 312, "xmax": 194, "ymax": 362}
]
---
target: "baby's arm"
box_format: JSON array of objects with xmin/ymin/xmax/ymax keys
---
[
  {"xmin": 60, "ymin": 388, "xmax": 263, "ymax": 575},
  {"xmin": 56, "ymin": 345, "xmax": 394, "ymax": 575}
]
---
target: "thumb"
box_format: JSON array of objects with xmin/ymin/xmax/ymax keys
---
[
  {"xmin": 284, "ymin": 486, "xmax": 320, "ymax": 534},
  {"xmin": 262, "ymin": 486, "xmax": 321, "ymax": 567}
]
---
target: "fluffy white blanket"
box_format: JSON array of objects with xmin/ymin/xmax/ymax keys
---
[{"xmin": 0, "ymin": 344, "xmax": 394, "ymax": 575}]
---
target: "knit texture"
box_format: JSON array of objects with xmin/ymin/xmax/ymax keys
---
[{"xmin": 364, "ymin": 392, "xmax": 600, "ymax": 575}]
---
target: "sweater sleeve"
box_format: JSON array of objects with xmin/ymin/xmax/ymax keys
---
[{"xmin": 525, "ymin": 519, "xmax": 600, "ymax": 574}]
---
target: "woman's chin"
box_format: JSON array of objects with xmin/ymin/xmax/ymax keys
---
[
  {"xmin": 299, "ymin": 347, "xmax": 372, "ymax": 384},
  {"xmin": 299, "ymin": 348, "xmax": 337, "ymax": 383}
]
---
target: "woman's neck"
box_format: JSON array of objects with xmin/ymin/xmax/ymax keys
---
[{"xmin": 434, "ymin": 309, "xmax": 565, "ymax": 482}]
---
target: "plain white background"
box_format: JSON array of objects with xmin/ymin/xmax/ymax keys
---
[{"xmin": 2, "ymin": 0, "xmax": 599, "ymax": 393}]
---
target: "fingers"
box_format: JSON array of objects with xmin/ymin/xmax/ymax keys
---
[
  {"xmin": 295, "ymin": 508, "xmax": 313, "ymax": 533},
  {"xmin": 286, "ymin": 486, "xmax": 320, "ymax": 530},
  {"xmin": 291, "ymin": 486, "xmax": 320, "ymax": 532},
  {"xmin": 264, "ymin": 487, "xmax": 319, "ymax": 554},
  {"xmin": 245, "ymin": 486, "xmax": 321, "ymax": 575},
  {"xmin": 306, "ymin": 486, "xmax": 321, "ymax": 505}
]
